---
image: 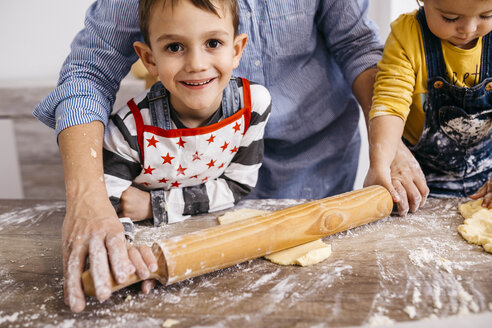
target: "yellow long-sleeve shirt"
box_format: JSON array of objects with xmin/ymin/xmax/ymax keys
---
[{"xmin": 370, "ymin": 10, "xmax": 484, "ymax": 145}]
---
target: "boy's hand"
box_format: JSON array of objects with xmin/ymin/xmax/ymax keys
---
[
  {"xmin": 127, "ymin": 244, "xmax": 159, "ymax": 294},
  {"xmin": 470, "ymin": 179, "xmax": 492, "ymax": 208},
  {"xmin": 387, "ymin": 143, "xmax": 429, "ymax": 215},
  {"xmin": 365, "ymin": 142, "xmax": 429, "ymax": 216},
  {"xmin": 120, "ymin": 186, "xmax": 153, "ymax": 221}
]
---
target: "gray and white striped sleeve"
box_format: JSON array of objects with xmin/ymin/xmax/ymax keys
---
[{"xmin": 103, "ymin": 105, "xmax": 142, "ymax": 210}]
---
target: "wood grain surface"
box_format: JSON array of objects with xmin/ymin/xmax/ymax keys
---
[{"xmin": 1, "ymin": 197, "xmax": 492, "ymax": 327}]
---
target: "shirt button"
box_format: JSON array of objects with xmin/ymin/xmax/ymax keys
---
[
  {"xmin": 254, "ymin": 60, "xmax": 261, "ymax": 67},
  {"xmin": 433, "ymin": 81, "xmax": 443, "ymax": 89},
  {"xmin": 246, "ymin": 12, "xmax": 252, "ymax": 19}
]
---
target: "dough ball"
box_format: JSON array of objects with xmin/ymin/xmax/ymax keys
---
[{"xmin": 457, "ymin": 199, "xmax": 492, "ymax": 253}]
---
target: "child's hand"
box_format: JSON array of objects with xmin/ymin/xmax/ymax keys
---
[
  {"xmin": 127, "ymin": 244, "xmax": 159, "ymax": 294},
  {"xmin": 470, "ymin": 179, "xmax": 492, "ymax": 208},
  {"xmin": 364, "ymin": 165, "xmax": 402, "ymax": 206},
  {"xmin": 365, "ymin": 151, "xmax": 428, "ymax": 216},
  {"xmin": 119, "ymin": 186, "xmax": 153, "ymax": 221}
]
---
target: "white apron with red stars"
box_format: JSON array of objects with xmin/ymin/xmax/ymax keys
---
[{"xmin": 129, "ymin": 79, "xmax": 252, "ymax": 193}]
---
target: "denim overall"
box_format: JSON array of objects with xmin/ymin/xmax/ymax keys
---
[
  {"xmin": 145, "ymin": 78, "xmax": 243, "ymax": 131},
  {"xmin": 410, "ymin": 9, "xmax": 492, "ymax": 197}
]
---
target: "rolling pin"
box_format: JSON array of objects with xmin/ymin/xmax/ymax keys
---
[{"xmin": 82, "ymin": 185, "xmax": 392, "ymax": 296}]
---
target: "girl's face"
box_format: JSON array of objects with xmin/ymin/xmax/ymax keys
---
[{"xmin": 422, "ymin": 0, "xmax": 492, "ymax": 49}]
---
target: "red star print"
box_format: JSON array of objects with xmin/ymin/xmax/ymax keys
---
[
  {"xmin": 233, "ymin": 122, "xmax": 241, "ymax": 133},
  {"xmin": 190, "ymin": 175, "xmax": 199, "ymax": 179},
  {"xmin": 142, "ymin": 182, "xmax": 150, "ymax": 186},
  {"xmin": 230, "ymin": 146, "xmax": 238, "ymax": 153},
  {"xmin": 206, "ymin": 134, "xmax": 216, "ymax": 144},
  {"xmin": 218, "ymin": 163, "xmax": 225, "ymax": 169},
  {"xmin": 143, "ymin": 165, "xmax": 155, "ymax": 175},
  {"xmin": 201, "ymin": 177, "xmax": 208, "ymax": 182},
  {"xmin": 161, "ymin": 152, "xmax": 174, "ymax": 165},
  {"xmin": 206, "ymin": 159, "xmax": 216, "ymax": 168},
  {"xmin": 158, "ymin": 178, "xmax": 168, "ymax": 183},
  {"xmin": 176, "ymin": 165, "xmax": 187, "ymax": 176},
  {"xmin": 171, "ymin": 181, "xmax": 181, "ymax": 188},
  {"xmin": 176, "ymin": 137, "xmax": 186, "ymax": 149},
  {"xmin": 146, "ymin": 136, "xmax": 159, "ymax": 148},
  {"xmin": 192, "ymin": 151, "xmax": 202, "ymax": 161},
  {"xmin": 220, "ymin": 141, "xmax": 229, "ymax": 152}
]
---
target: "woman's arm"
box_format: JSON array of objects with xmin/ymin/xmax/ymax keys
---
[{"xmin": 58, "ymin": 122, "xmax": 135, "ymax": 312}]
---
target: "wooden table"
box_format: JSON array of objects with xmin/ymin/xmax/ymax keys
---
[{"xmin": 1, "ymin": 198, "xmax": 492, "ymax": 327}]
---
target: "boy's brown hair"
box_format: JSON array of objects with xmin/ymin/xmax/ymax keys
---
[{"xmin": 138, "ymin": 0, "xmax": 240, "ymax": 46}]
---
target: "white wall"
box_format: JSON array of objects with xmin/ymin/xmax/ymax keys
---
[
  {"xmin": 0, "ymin": 0, "xmax": 94, "ymax": 84},
  {"xmin": 0, "ymin": 0, "xmax": 418, "ymax": 84},
  {"xmin": 369, "ymin": 0, "xmax": 419, "ymax": 42}
]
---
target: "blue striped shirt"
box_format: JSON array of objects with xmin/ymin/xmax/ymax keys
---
[{"xmin": 34, "ymin": 0, "xmax": 382, "ymax": 199}]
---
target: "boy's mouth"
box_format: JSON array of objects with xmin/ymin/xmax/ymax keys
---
[{"xmin": 181, "ymin": 78, "xmax": 215, "ymax": 87}]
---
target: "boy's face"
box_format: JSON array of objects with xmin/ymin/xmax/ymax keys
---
[
  {"xmin": 135, "ymin": 0, "xmax": 247, "ymax": 120},
  {"xmin": 423, "ymin": 0, "xmax": 492, "ymax": 49}
]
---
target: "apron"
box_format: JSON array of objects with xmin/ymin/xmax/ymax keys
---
[
  {"xmin": 409, "ymin": 9, "xmax": 492, "ymax": 197},
  {"xmin": 127, "ymin": 78, "xmax": 252, "ymax": 191}
]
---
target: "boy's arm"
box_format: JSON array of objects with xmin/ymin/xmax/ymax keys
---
[
  {"xmin": 103, "ymin": 112, "xmax": 143, "ymax": 211},
  {"xmin": 361, "ymin": 18, "xmax": 429, "ymax": 215},
  {"xmin": 365, "ymin": 115, "xmax": 405, "ymax": 199},
  {"xmin": 354, "ymin": 67, "xmax": 428, "ymax": 216}
]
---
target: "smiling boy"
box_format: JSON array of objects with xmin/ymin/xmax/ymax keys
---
[{"xmin": 103, "ymin": 0, "xmax": 271, "ymax": 228}]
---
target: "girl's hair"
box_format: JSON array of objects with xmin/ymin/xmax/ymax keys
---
[{"xmin": 138, "ymin": 0, "xmax": 240, "ymax": 46}]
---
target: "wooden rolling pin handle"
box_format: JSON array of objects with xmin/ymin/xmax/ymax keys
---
[{"xmin": 81, "ymin": 243, "xmax": 168, "ymax": 297}]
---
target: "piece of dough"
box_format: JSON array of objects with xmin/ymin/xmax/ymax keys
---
[
  {"xmin": 264, "ymin": 239, "xmax": 332, "ymax": 266},
  {"xmin": 217, "ymin": 208, "xmax": 332, "ymax": 266},
  {"xmin": 457, "ymin": 199, "xmax": 492, "ymax": 253}
]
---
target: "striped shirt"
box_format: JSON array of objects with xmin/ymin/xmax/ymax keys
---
[
  {"xmin": 104, "ymin": 77, "xmax": 271, "ymax": 224},
  {"xmin": 34, "ymin": 0, "xmax": 382, "ymax": 199}
]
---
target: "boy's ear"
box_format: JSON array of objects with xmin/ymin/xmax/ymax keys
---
[
  {"xmin": 232, "ymin": 33, "xmax": 248, "ymax": 69},
  {"xmin": 133, "ymin": 41, "xmax": 159, "ymax": 77}
]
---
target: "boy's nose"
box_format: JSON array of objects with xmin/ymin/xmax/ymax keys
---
[
  {"xmin": 184, "ymin": 48, "xmax": 208, "ymax": 72},
  {"xmin": 457, "ymin": 18, "xmax": 478, "ymax": 34}
]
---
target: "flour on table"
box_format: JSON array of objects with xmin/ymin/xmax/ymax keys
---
[
  {"xmin": 403, "ymin": 305, "xmax": 416, "ymax": 319},
  {"xmin": 217, "ymin": 208, "xmax": 332, "ymax": 266},
  {"xmin": 457, "ymin": 199, "xmax": 492, "ymax": 253}
]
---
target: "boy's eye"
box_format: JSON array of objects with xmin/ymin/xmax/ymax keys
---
[
  {"xmin": 207, "ymin": 39, "xmax": 222, "ymax": 48},
  {"xmin": 480, "ymin": 14, "xmax": 492, "ymax": 20},
  {"xmin": 166, "ymin": 43, "xmax": 183, "ymax": 52},
  {"xmin": 442, "ymin": 15, "xmax": 459, "ymax": 22}
]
